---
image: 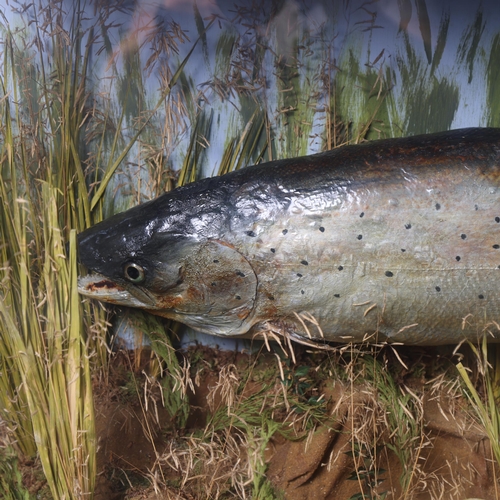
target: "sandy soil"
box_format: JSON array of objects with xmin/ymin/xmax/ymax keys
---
[{"xmin": 84, "ymin": 343, "xmax": 500, "ymax": 500}]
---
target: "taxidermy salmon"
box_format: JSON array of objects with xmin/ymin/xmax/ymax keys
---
[{"xmin": 78, "ymin": 128, "xmax": 500, "ymax": 346}]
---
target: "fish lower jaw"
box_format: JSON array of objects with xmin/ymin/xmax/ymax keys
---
[{"xmin": 77, "ymin": 274, "xmax": 153, "ymax": 308}]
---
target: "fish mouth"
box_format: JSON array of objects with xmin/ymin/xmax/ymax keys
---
[{"xmin": 78, "ymin": 273, "xmax": 156, "ymax": 308}]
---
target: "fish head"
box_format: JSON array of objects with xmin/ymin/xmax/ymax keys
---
[{"xmin": 77, "ymin": 201, "xmax": 258, "ymax": 336}]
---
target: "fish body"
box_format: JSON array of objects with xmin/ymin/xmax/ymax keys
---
[{"xmin": 78, "ymin": 128, "xmax": 500, "ymax": 346}]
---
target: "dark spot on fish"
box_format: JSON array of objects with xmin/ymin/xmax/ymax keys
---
[
  {"xmin": 301, "ymin": 260, "xmax": 309, "ymax": 266},
  {"xmin": 297, "ymin": 273, "xmax": 303, "ymax": 277},
  {"xmin": 405, "ymin": 223, "xmax": 411, "ymax": 229},
  {"xmin": 478, "ymin": 294, "xmax": 484, "ymax": 299},
  {"xmin": 268, "ymin": 295, "xmax": 275, "ymax": 301},
  {"xmin": 494, "ymin": 245, "xmax": 500, "ymax": 249},
  {"xmin": 235, "ymin": 295, "xmax": 241, "ymax": 300},
  {"xmin": 435, "ymin": 203, "xmax": 441, "ymax": 210},
  {"xmin": 357, "ymin": 234, "xmax": 363, "ymax": 240},
  {"xmin": 270, "ymin": 248, "xmax": 276, "ymax": 253},
  {"xmin": 401, "ymin": 248, "xmax": 406, "ymax": 252},
  {"xmin": 496, "ymin": 217, "xmax": 500, "ymax": 223},
  {"xmin": 319, "ymin": 226, "xmax": 325, "ymax": 232},
  {"xmin": 456, "ymin": 256, "xmax": 461, "ymax": 261},
  {"xmin": 475, "ymin": 204, "xmax": 479, "ymax": 211},
  {"xmin": 338, "ymin": 266, "xmax": 343, "ymax": 271},
  {"xmin": 236, "ymin": 270, "xmax": 245, "ymax": 277},
  {"xmin": 385, "ymin": 271, "xmax": 394, "ymax": 277},
  {"xmin": 213, "ymin": 259, "xmax": 219, "ymax": 263},
  {"xmin": 282, "ymin": 229, "xmax": 288, "ymax": 235},
  {"xmin": 334, "ymin": 294, "xmax": 340, "ymax": 298},
  {"xmin": 435, "ymin": 286, "xmax": 441, "ymax": 292},
  {"xmin": 245, "ymin": 230, "xmax": 256, "ymax": 237},
  {"xmin": 301, "ymin": 290, "xmax": 305, "ymax": 295},
  {"xmin": 360, "ymin": 212, "xmax": 365, "ymax": 218},
  {"xmin": 461, "ymin": 234, "xmax": 467, "ymax": 240}
]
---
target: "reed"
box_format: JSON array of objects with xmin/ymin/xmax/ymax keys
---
[
  {"xmin": 457, "ymin": 338, "xmax": 500, "ymax": 476},
  {"xmin": 0, "ymin": 93, "xmax": 96, "ymax": 494}
]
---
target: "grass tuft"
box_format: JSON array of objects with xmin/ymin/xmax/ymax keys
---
[{"xmin": 457, "ymin": 337, "xmax": 500, "ymax": 482}]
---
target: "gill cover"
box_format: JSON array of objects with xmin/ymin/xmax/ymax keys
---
[{"xmin": 166, "ymin": 240, "xmax": 257, "ymax": 334}]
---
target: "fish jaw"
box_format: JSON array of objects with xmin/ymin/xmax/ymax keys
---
[
  {"xmin": 77, "ymin": 269, "xmax": 259, "ymax": 337},
  {"xmin": 78, "ymin": 273, "xmax": 155, "ymax": 308}
]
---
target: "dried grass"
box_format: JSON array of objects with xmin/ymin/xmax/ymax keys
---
[{"xmin": 0, "ymin": 1, "xmax": 498, "ymax": 499}]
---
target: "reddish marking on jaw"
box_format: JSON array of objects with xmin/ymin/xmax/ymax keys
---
[
  {"xmin": 186, "ymin": 286, "xmax": 204, "ymax": 302},
  {"xmin": 154, "ymin": 288, "xmax": 204, "ymax": 311},
  {"xmin": 155, "ymin": 294, "xmax": 185, "ymax": 309},
  {"xmin": 101, "ymin": 298, "xmax": 122, "ymax": 305},
  {"xmin": 87, "ymin": 280, "xmax": 123, "ymax": 291}
]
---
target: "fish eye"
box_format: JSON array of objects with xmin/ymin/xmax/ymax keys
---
[{"xmin": 124, "ymin": 263, "xmax": 145, "ymax": 283}]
